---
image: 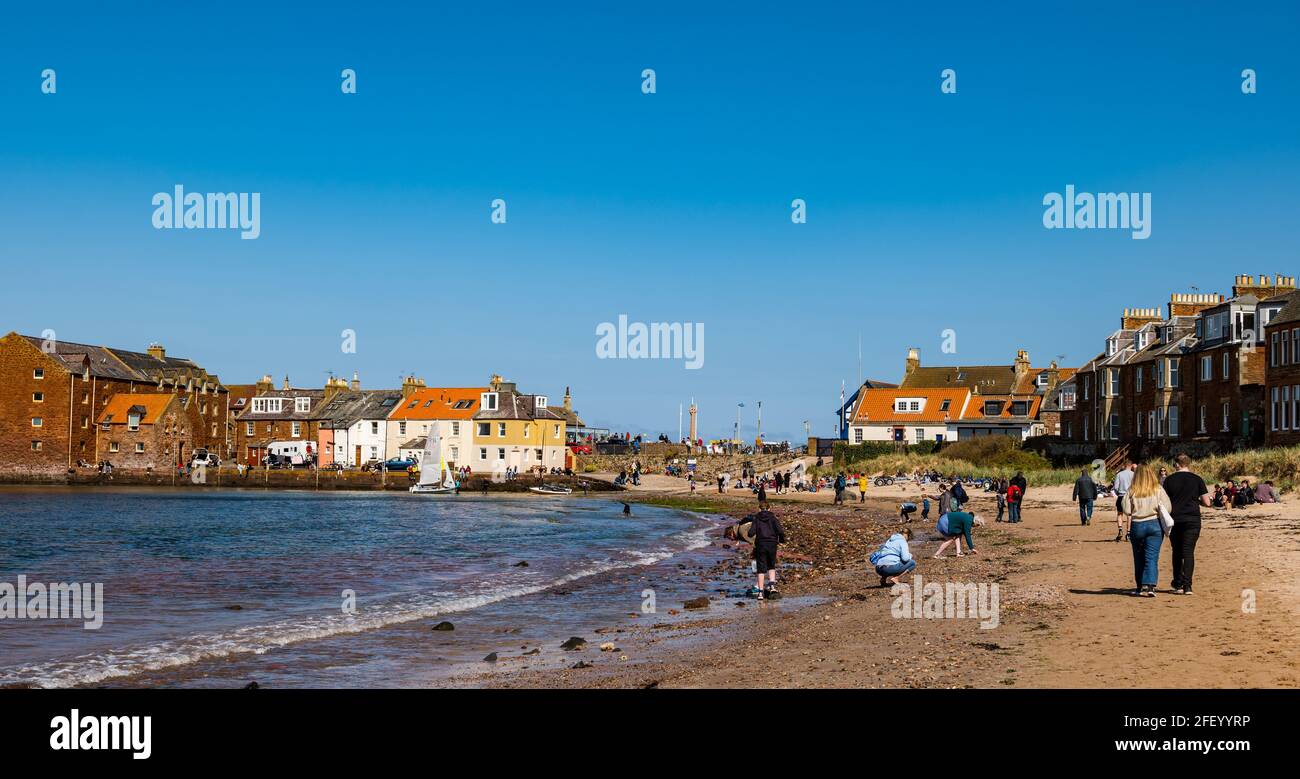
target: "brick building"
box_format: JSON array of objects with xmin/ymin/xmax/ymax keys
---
[
  {"xmin": 232, "ymin": 375, "xmax": 340, "ymax": 466},
  {"xmin": 0, "ymin": 332, "xmax": 227, "ymax": 478},
  {"xmin": 1063, "ymin": 274, "xmax": 1296, "ymax": 457},
  {"xmin": 1264, "ymin": 289, "xmax": 1300, "ymax": 446},
  {"xmin": 96, "ymin": 393, "xmax": 192, "ymax": 470}
]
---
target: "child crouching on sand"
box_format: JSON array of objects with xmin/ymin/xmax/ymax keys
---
[{"xmin": 871, "ymin": 528, "xmax": 916, "ymax": 587}]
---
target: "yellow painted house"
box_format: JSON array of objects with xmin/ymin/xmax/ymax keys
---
[{"xmin": 471, "ymin": 375, "xmax": 567, "ymax": 474}]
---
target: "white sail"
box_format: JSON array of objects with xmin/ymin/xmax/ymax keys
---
[{"xmin": 417, "ymin": 424, "xmax": 443, "ymax": 487}]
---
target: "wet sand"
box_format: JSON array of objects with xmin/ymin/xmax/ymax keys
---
[{"xmin": 452, "ymin": 479, "xmax": 1300, "ymax": 688}]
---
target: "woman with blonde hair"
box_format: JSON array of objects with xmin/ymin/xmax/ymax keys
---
[{"xmin": 1123, "ymin": 464, "xmax": 1171, "ymax": 597}]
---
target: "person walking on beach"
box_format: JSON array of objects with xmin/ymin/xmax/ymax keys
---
[
  {"xmin": 750, "ymin": 500, "xmax": 786, "ymax": 600},
  {"xmin": 1007, "ymin": 472, "xmax": 1027, "ymax": 522},
  {"xmin": 871, "ymin": 528, "xmax": 916, "ymax": 587},
  {"xmin": 1073, "ymin": 468, "xmax": 1098, "ymax": 526},
  {"xmin": 783, "ymin": 471, "xmax": 791, "ymax": 494},
  {"xmin": 921, "ymin": 496, "xmax": 930, "ymax": 520},
  {"xmin": 833, "ymin": 472, "xmax": 846, "ymax": 505},
  {"xmin": 858, "ymin": 474, "xmax": 868, "ymax": 503},
  {"xmin": 934, "ymin": 511, "xmax": 983, "ymax": 558},
  {"xmin": 1162, "ymin": 454, "xmax": 1210, "ymax": 595},
  {"xmin": 995, "ymin": 490, "xmax": 1006, "ymax": 522},
  {"xmin": 1123, "ymin": 464, "xmax": 1171, "ymax": 597},
  {"xmin": 936, "ymin": 483, "xmax": 952, "ymax": 517},
  {"xmin": 1113, "ymin": 461, "xmax": 1136, "ymax": 542}
]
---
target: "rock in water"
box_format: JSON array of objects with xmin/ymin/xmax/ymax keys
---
[
  {"xmin": 483, "ymin": 652, "xmax": 499, "ymax": 662},
  {"xmin": 571, "ymin": 661, "xmax": 593, "ymax": 669},
  {"xmin": 513, "ymin": 561, "xmax": 529, "ymax": 567},
  {"xmin": 599, "ymin": 642, "xmax": 617, "ymax": 651},
  {"xmin": 560, "ymin": 636, "xmax": 587, "ymax": 650},
  {"xmin": 432, "ymin": 621, "xmax": 455, "ymax": 631},
  {"xmin": 684, "ymin": 597, "xmax": 710, "ymax": 610},
  {"xmin": 242, "ymin": 681, "xmax": 259, "ymax": 690}
]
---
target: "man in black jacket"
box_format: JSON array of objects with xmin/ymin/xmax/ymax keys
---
[
  {"xmin": 751, "ymin": 500, "xmax": 787, "ymax": 600},
  {"xmin": 1072, "ymin": 468, "xmax": 1098, "ymax": 526}
]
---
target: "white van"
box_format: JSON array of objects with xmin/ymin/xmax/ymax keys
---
[{"xmin": 265, "ymin": 440, "xmax": 315, "ymax": 467}]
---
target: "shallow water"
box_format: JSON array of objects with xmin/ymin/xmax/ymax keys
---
[{"xmin": 0, "ymin": 488, "xmax": 721, "ymax": 688}]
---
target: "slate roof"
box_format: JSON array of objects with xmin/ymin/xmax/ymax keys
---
[
  {"xmin": 900, "ymin": 365, "xmax": 1020, "ymax": 394},
  {"xmin": 1268, "ymin": 290, "xmax": 1300, "ymax": 328},
  {"xmin": 474, "ymin": 389, "xmax": 566, "ymax": 421},
  {"xmin": 236, "ymin": 389, "xmax": 327, "ymax": 421},
  {"xmin": 316, "ymin": 390, "xmax": 404, "ymax": 429},
  {"xmin": 16, "ymin": 333, "xmax": 224, "ymax": 389}
]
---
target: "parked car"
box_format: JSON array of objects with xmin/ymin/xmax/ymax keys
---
[
  {"xmin": 189, "ymin": 449, "xmax": 221, "ymax": 468},
  {"xmin": 382, "ymin": 458, "xmax": 418, "ymax": 472},
  {"xmin": 567, "ymin": 442, "xmax": 592, "ymax": 455}
]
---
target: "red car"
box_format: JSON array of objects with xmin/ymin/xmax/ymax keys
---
[{"xmin": 567, "ymin": 442, "xmax": 592, "ymax": 455}]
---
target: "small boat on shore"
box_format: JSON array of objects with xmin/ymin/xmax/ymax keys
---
[{"xmin": 529, "ymin": 484, "xmax": 573, "ymax": 495}]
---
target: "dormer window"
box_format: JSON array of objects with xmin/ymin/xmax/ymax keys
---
[
  {"xmin": 983, "ymin": 401, "xmax": 1004, "ymax": 416},
  {"xmin": 893, "ymin": 398, "xmax": 924, "ymax": 413},
  {"xmin": 295, "ymin": 397, "xmax": 311, "ymax": 413},
  {"xmin": 535, "ymin": 396, "xmax": 547, "ymax": 409},
  {"xmin": 482, "ymin": 392, "xmax": 499, "ymax": 411},
  {"xmin": 127, "ymin": 412, "xmax": 141, "ymax": 431},
  {"xmin": 939, "ymin": 399, "xmax": 951, "ymax": 412}
]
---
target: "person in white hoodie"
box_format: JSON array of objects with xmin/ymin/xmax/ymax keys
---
[{"xmin": 870, "ymin": 528, "xmax": 916, "ymax": 587}]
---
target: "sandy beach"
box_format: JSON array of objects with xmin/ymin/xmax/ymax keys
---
[{"xmin": 453, "ymin": 472, "xmax": 1300, "ymax": 689}]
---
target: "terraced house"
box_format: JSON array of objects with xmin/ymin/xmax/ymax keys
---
[
  {"xmin": 233, "ymin": 375, "xmax": 335, "ymax": 466},
  {"xmin": 1065, "ymin": 274, "xmax": 1295, "ymax": 458},
  {"xmin": 386, "ymin": 379, "xmax": 485, "ymax": 471},
  {"xmin": 314, "ymin": 379, "xmax": 403, "ymax": 468},
  {"xmin": 1263, "ymin": 289, "xmax": 1300, "ymax": 446},
  {"xmin": 471, "ymin": 375, "xmax": 567, "ymax": 473},
  {"xmin": 0, "ymin": 332, "xmax": 227, "ymax": 477}
]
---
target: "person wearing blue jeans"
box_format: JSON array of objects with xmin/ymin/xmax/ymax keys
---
[
  {"xmin": 1123, "ymin": 465, "xmax": 1171, "ymax": 597},
  {"xmin": 1073, "ymin": 468, "xmax": 1098, "ymax": 526},
  {"xmin": 871, "ymin": 528, "xmax": 916, "ymax": 587}
]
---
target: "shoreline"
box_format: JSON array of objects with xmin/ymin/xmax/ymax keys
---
[{"xmin": 454, "ymin": 481, "xmax": 1300, "ymax": 688}]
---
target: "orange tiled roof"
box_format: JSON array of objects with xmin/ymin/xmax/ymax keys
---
[
  {"xmin": 96, "ymin": 393, "xmax": 176, "ymax": 425},
  {"xmin": 961, "ymin": 394, "xmax": 1042, "ymax": 420},
  {"xmin": 388, "ymin": 387, "xmax": 487, "ymax": 420},
  {"xmin": 851, "ymin": 388, "xmax": 971, "ymax": 425}
]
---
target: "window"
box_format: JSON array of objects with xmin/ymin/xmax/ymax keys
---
[
  {"xmin": 32, "ymin": 392, "xmax": 44, "ymax": 403},
  {"xmin": 1198, "ymin": 404, "xmax": 1206, "ymax": 433},
  {"xmin": 477, "ymin": 422, "xmax": 490, "ymax": 436},
  {"xmin": 245, "ymin": 421, "xmax": 254, "ymax": 436},
  {"xmin": 1294, "ymin": 387, "xmax": 1300, "ymax": 431},
  {"xmin": 1148, "ymin": 410, "xmax": 1156, "ymax": 437},
  {"xmin": 479, "ymin": 447, "xmax": 487, "ymax": 460},
  {"xmin": 1157, "ymin": 407, "xmax": 1166, "ymax": 437},
  {"xmin": 1083, "ymin": 375, "xmax": 1091, "ymax": 400},
  {"xmin": 1271, "ymin": 386, "xmax": 1280, "ymax": 431},
  {"xmin": 109, "ymin": 442, "xmax": 119, "ymax": 453},
  {"xmin": 1168, "ymin": 359, "xmax": 1179, "ymax": 388},
  {"xmin": 535, "ymin": 396, "xmax": 547, "ymax": 408},
  {"xmin": 1222, "ymin": 402, "xmax": 1230, "ymax": 432},
  {"xmin": 1200, "ymin": 356, "xmax": 1212, "ymax": 381},
  {"xmin": 853, "ymin": 428, "xmax": 863, "ymax": 443},
  {"xmin": 81, "ymin": 416, "xmax": 88, "ymax": 429},
  {"xmin": 497, "ymin": 448, "xmax": 505, "ymax": 460},
  {"xmin": 82, "ymin": 392, "xmax": 89, "ymax": 405},
  {"xmin": 295, "ymin": 397, "xmax": 311, "ymax": 413},
  {"xmin": 127, "ymin": 413, "xmax": 141, "ymax": 431},
  {"xmin": 1222, "ymin": 352, "xmax": 1230, "ymax": 380},
  {"xmin": 450, "ymin": 446, "xmax": 459, "ymax": 461},
  {"xmin": 1284, "ymin": 387, "xmax": 1292, "ymax": 431},
  {"xmin": 31, "ymin": 440, "xmax": 42, "ymax": 451},
  {"xmin": 1108, "ymin": 413, "xmax": 1120, "ymax": 440},
  {"xmin": 535, "ymin": 448, "xmax": 543, "ymax": 461},
  {"xmin": 292, "ymin": 422, "xmax": 302, "ymax": 437},
  {"xmin": 399, "ymin": 421, "xmax": 407, "ymax": 436},
  {"xmin": 135, "ymin": 442, "xmax": 145, "ymax": 453},
  {"xmin": 371, "ymin": 422, "xmax": 379, "ymax": 435},
  {"xmin": 1108, "ymin": 369, "xmax": 1119, "ymax": 397},
  {"xmin": 31, "ymin": 417, "xmax": 42, "ymax": 428},
  {"xmin": 983, "ymin": 401, "xmax": 1003, "ymax": 416},
  {"xmin": 1271, "ymin": 332, "xmax": 1280, "ymax": 366},
  {"xmin": 939, "ymin": 399, "xmax": 951, "ymax": 412},
  {"xmin": 482, "ymin": 393, "xmax": 499, "ymax": 411},
  {"xmin": 1136, "ymin": 411, "xmax": 1143, "ymax": 436},
  {"xmin": 1011, "ymin": 401, "xmax": 1030, "ymax": 416},
  {"xmin": 1285, "ymin": 331, "xmax": 1293, "ymax": 366},
  {"xmin": 451, "ymin": 421, "xmax": 460, "ymax": 436},
  {"xmin": 1156, "ymin": 361, "xmax": 1165, "ymax": 389},
  {"xmin": 497, "ymin": 422, "xmax": 506, "ymax": 437},
  {"xmin": 33, "ymin": 368, "xmax": 46, "ymax": 379},
  {"xmin": 913, "ymin": 428, "xmax": 923, "ymax": 443},
  {"xmin": 523, "ymin": 425, "xmax": 530, "ymax": 439},
  {"xmin": 1135, "ymin": 368, "xmax": 1143, "ymax": 393},
  {"xmin": 1083, "ymin": 415, "xmax": 1089, "ymax": 441},
  {"xmin": 252, "ymin": 398, "xmax": 284, "ymax": 414},
  {"xmin": 554, "ymin": 424, "xmax": 561, "ymax": 439}
]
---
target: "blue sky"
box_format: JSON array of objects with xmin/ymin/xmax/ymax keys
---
[{"xmin": 2, "ymin": 1, "xmax": 1298, "ymax": 441}]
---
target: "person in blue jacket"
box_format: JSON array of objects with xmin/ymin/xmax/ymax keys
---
[{"xmin": 871, "ymin": 528, "xmax": 916, "ymax": 587}]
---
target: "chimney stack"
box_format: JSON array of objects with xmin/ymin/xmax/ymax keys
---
[
  {"xmin": 255, "ymin": 374, "xmax": 274, "ymax": 394},
  {"xmin": 350, "ymin": 370, "xmax": 360, "ymax": 391},
  {"xmin": 905, "ymin": 347, "xmax": 920, "ymax": 377},
  {"xmin": 401, "ymin": 375, "xmax": 426, "ymax": 399},
  {"xmin": 147, "ymin": 343, "xmax": 165, "ymax": 360}
]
